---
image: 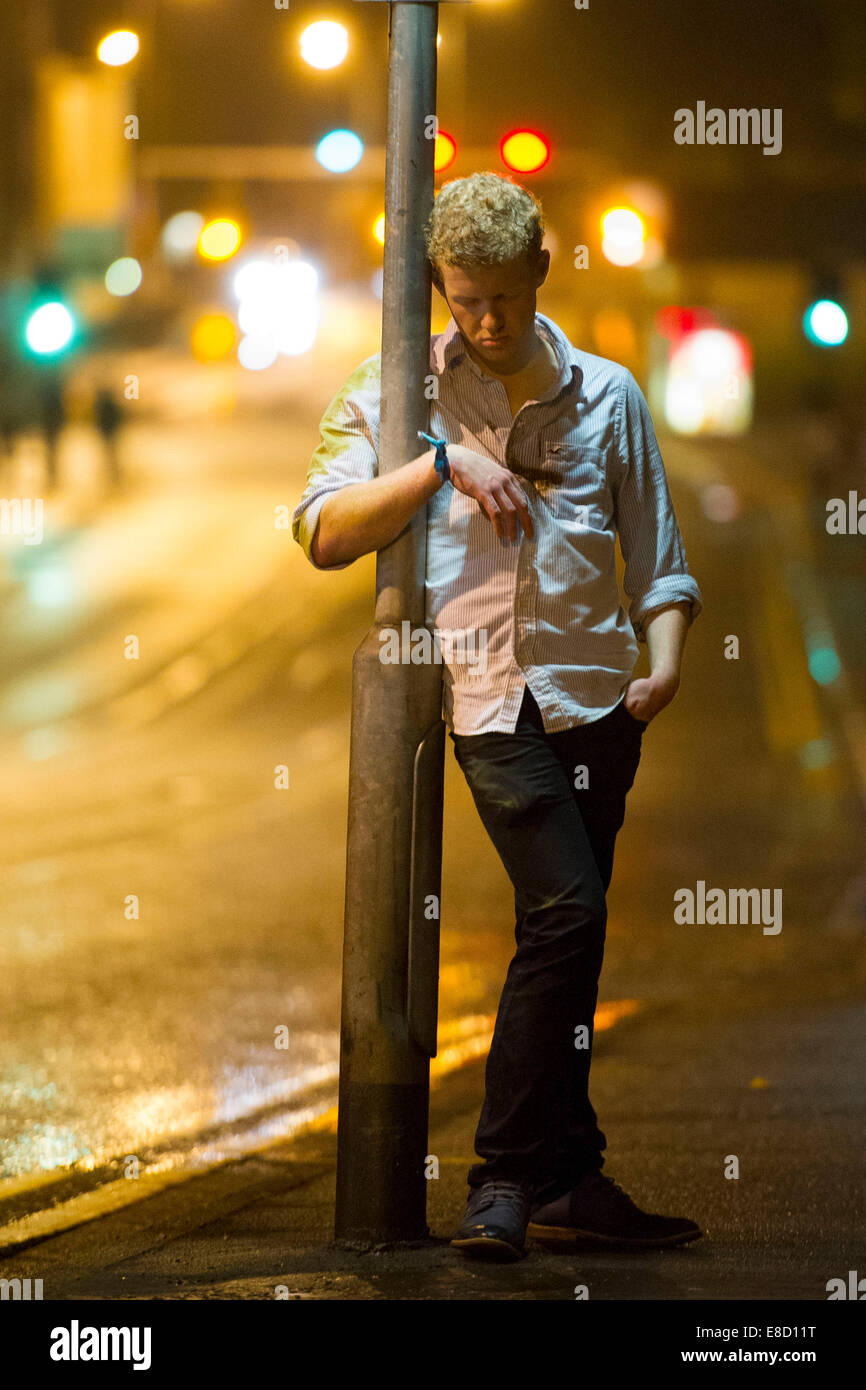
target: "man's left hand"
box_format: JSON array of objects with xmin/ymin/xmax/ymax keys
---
[{"xmin": 624, "ymin": 670, "xmax": 680, "ymax": 724}]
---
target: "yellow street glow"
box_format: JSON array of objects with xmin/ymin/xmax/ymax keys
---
[
  {"xmin": 600, "ymin": 207, "xmax": 646, "ymax": 267},
  {"xmin": 373, "ymin": 214, "xmax": 386, "ymax": 246},
  {"xmin": 198, "ymin": 219, "xmax": 242, "ymax": 261},
  {"xmin": 97, "ymin": 30, "xmax": 140, "ymax": 66},
  {"xmin": 300, "ymin": 21, "xmax": 349, "ymax": 70},
  {"xmin": 191, "ymin": 313, "xmax": 237, "ymax": 362},
  {"xmin": 592, "ymin": 308, "xmax": 637, "ymax": 364}
]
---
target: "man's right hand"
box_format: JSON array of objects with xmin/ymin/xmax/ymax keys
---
[{"xmin": 446, "ymin": 445, "xmax": 534, "ymax": 542}]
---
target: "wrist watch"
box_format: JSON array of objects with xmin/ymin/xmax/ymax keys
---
[{"xmin": 418, "ymin": 429, "xmax": 451, "ymax": 484}]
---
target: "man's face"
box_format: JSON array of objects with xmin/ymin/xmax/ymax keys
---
[{"xmin": 433, "ymin": 251, "xmax": 550, "ymax": 376}]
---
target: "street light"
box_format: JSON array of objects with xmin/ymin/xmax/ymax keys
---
[
  {"xmin": 299, "ymin": 21, "xmax": 349, "ymax": 70},
  {"xmin": 600, "ymin": 206, "xmax": 646, "ymax": 266},
  {"xmin": 198, "ymin": 218, "xmax": 242, "ymax": 262},
  {"xmin": 333, "ymin": 0, "xmax": 442, "ymax": 1248},
  {"xmin": 97, "ymin": 30, "xmax": 140, "ymax": 66}
]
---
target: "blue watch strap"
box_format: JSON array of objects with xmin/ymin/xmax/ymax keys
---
[{"xmin": 418, "ymin": 429, "xmax": 450, "ymax": 483}]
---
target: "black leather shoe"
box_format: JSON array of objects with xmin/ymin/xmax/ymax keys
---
[
  {"xmin": 450, "ymin": 1180, "xmax": 534, "ymax": 1261},
  {"xmin": 527, "ymin": 1171, "xmax": 703, "ymax": 1250}
]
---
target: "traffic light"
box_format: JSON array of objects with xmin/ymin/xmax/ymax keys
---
[
  {"xmin": 803, "ymin": 272, "xmax": 849, "ymax": 346},
  {"xmin": 24, "ymin": 300, "xmax": 75, "ymax": 357},
  {"xmin": 803, "ymin": 299, "xmax": 848, "ymax": 347},
  {"xmin": 499, "ymin": 129, "xmax": 550, "ymax": 173},
  {"xmin": 434, "ymin": 131, "xmax": 457, "ymax": 173}
]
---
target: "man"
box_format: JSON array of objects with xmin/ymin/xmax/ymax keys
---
[{"xmin": 292, "ymin": 172, "xmax": 703, "ymax": 1261}]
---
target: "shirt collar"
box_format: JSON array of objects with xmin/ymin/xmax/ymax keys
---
[{"xmin": 432, "ymin": 311, "xmax": 579, "ymax": 403}]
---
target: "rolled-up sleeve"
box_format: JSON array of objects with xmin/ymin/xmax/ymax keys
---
[
  {"xmin": 613, "ymin": 370, "xmax": 702, "ymax": 642},
  {"xmin": 292, "ymin": 356, "xmax": 381, "ymax": 571}
]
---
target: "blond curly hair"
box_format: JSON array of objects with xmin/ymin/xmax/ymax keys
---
[{"xmin": 424, "ymin": 171, "xmax": 545, "ymax": 278}]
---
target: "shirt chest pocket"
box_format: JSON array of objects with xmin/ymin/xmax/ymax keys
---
[{"xmin": 534, "ymin": 443, "xmax": 610, "ymax": 529}]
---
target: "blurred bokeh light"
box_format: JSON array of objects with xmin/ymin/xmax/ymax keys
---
[
  {"xmin": 664, "ymin": 328, "xmax": 753, "ymax": 435},
  {"xmin": 232, "ymin": 258, "xmax": 319, "ymax": 364},
  {"xmin": 803, "ymin": 299, "xmax": 849, "ymax": 346},
  {"xmin": 500, "ymin": 130, "xmax": 550, "ymax": 173},
  {"xmin": 97, "ymin": 30, "xmax": 139, "ymax": 66},
  {"xmin": 191, "ymin": 312, "xmax": 237, "ymax": 362},
  {"xmin": 198, "ymin": 219, "xmax": 242, "ymax": 262},
  {"xmin": 601, "ymin": 207, "xmax": 646, "ymax": 267},
  {"xmin": 434, "ymin": 132, "xmax": 457, "ymax": 172},
  {"xmin": 104, "ymin": 257, "xmax": 143, "ymax": 297},
  {"xmin": 315, "ymin": 130, "xmax": 364, "ymax": 173},
  {"xmin": 238, "ymin": 336, "xmax": 278, "ymax": 371},
  {"xmin": 25, "ymin": 302, "xmax": 75, "ymax": 355},
  {"xmin": 161, "ymin": 211, "xmax": 206, "ymax": 262},
  {"xmin": 299, "ymin": 22, "xmax": 349, "ymax": 70}
]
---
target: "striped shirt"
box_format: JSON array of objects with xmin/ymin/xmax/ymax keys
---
[{"xmin": 292, "ymin": 311, "xmax": 702, "ymax": 736}]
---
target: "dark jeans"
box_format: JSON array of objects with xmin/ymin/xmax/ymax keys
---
[{"xmin": 449, "ymin": 684, "xmax": 646, "ymax": 1206}]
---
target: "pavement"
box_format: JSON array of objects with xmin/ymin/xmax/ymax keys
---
[{"xmin": 1, "ymin": 987, "xmax": 863, "ymax": 1301}]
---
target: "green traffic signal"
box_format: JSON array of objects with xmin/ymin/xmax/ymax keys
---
[
  {"xmin": 803, "ymin": 298, "xmax": 848, "ymax": 347},
  {"xmin": 25, "ymin": 301, "xmax": 75, "ymax": 356}
]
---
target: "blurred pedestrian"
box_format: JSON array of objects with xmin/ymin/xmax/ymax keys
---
[
  {"xmin": 94, "ymin": 386, "xmax": 123, "ymax": 489},
  {"xmin": 0, "ymin": 410, "xmax": 18, "ymax": 467},
  {"xmin": 39, "ymin": 369, "xmax": 64, "ymax": 491}
]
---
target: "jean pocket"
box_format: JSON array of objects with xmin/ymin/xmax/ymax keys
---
[{"xmin": 622, "ymin": 703, "xmax": 648, "ymax": 730}]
